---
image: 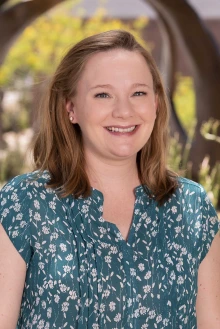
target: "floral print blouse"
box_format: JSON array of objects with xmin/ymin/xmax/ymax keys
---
[{"xmin": 0, "ymin": 171, "xmax": 219, "ymax": 329}]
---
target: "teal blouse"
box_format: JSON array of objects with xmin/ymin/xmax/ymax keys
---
[{"xmin": 0, "ymin": 171, "xmax": 219, "ymax": 329}]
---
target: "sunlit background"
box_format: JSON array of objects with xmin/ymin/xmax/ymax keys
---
[{"xmin": 0, "ymin": 0, "xmax": 219, "ymax": 209}]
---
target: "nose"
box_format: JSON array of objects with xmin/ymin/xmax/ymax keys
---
[{"xmin": 112, "ymin": 97, "xmax": 134, "ymax": 119}]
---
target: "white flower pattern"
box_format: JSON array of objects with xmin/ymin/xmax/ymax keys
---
[{"xmin": 0, "ymin": 171, "xmax": 219, "ymax": 329}]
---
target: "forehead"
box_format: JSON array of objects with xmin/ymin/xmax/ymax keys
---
[{"xmin": 78, "ymin": 49, "xmax": 153, "ymax": 87}]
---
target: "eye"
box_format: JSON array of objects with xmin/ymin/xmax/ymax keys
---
[
  {"xmin": 133, "ymin": 91, "xmax": 147, "ymax": 96},
  {"xmin": 94, "ymin": 93, "xmax": 109, "ymax": 98}
]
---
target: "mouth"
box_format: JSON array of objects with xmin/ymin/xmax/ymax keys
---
[{"xmin": 105, "ymin": 125, "xmax": 138, "ymax": 134}]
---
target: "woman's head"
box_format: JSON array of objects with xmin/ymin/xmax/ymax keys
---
[
  {"xmin": 33, "ymin": 29, "xmax": 177, "ymax": 201},
  {"xmin": 66, "ymin": 48, "xmax": 158, "ymax": 165}
]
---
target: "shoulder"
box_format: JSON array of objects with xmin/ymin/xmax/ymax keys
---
[
  {"xmin": 1, "ymin": 170, "xmax": 53, "ymax": 197},
  {"xmin": 0, "ymin": 171, "xmax": 57, "ymax": 266},
  {"xmin": 165, "ymin": 177, "xmax": 219, "ymax": 262},
  {"xmin": 167, "ymin": 176, "xmax": 218, "ymax": 219},
  {"xmin": 177, "ymin": 176, "xmax": 204, "ymax": 193},
  {"xmin": 0, "ymin": 170, "xmax": 68, "ymax": 234},
  {"xmin": 0, "ymin": 171, "xmax": 63, "ymax": 216},
  {"xmin": 175, "ymin": 176, "xmax": 209, "ymax": 203},
  {"xmin": 174, "ymin": 177, "xmax": 219, "ymax": 229}
]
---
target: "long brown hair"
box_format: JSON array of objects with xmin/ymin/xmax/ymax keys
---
[{"xmin": 33, "ymin": 29, "xmax": 178, "ymax": 203}]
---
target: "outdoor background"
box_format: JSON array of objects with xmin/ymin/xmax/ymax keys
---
[{"xmin": 0, "ymin": 0, "xmax": 220, "ymax": 209}]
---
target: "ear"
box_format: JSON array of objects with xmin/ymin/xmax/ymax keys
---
[{"xmin": 66, "ymin": 99, "xmax": 78, "ymax": 123}]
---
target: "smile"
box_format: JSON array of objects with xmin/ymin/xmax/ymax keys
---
[{"xmin": 106, "ymin": 126, "xmax": 137, "ymax": 133}]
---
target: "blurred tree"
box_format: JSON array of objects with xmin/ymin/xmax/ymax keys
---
[
  {"xmin": 145, "ymin": 0, "xmax": 220, "ymax": 182},
  {"xmin": 0, "ymin": 7, "xmax": 148, "ymax": 129},
  {"xmin": 173, "ymin": 74, "xmax": 196, "ymax": 133},
  {"xmin": 0, "ymin": 0, "xmax": 70, "ymax": 145},
  {"xmin": 0, "ymin": 9, "xmax": 148, "ymax": 88},
  {"xmin": 0, "ymin": 0, "xmax": 70, "ymax": 66},
  {"xmin": 0, "ymin": 2, "xmax": 148, "ymax": 184},
  {"xmin": 0, "ymin": 89, "xmax": 5, "ymax": 148},
  {"xmin": 1, "ymin": 0, "xmax": 219, "ymax": 205}
]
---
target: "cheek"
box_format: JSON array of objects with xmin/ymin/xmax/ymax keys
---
[
  {"xmin": 139, "ymin": 106, "xmax": 157, "ymax": 121},
  {"xmin": 81, "ymin": 99, "xmax": 105, "ymax": 118},
  {"xmin": 74, "ymin": 104, "xmax": 91, "ymax": 124},
  {"xmin": 86, "ymin": 106, "xmax": 110, "ymax": 125}
]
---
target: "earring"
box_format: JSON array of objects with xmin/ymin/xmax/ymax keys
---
[{"xmin": 70, "ymin": 116, "xmax": 73, "ymax": 122}]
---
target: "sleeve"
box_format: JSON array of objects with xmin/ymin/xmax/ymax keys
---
[
  {"xmin": 200, "ymin": 187, "xmax": 220, "ymax": 263},
  {"xmin": 0, "ymin": 175, "xmax": 33, "ymax": 267}
]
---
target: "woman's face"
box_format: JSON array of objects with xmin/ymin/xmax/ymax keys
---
[{"xmin": 66, "ymin": 49, "xmax": 158, "ymax": 163}]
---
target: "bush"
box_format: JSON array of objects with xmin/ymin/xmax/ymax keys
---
[
  {"xmin": 168, "ymin": 120, "xmax": 220, "ymax": 208},
  {"xmin": 0, "ymin": 149, "xmax": 25, "ymax": 182},
  {"xmin": 173, "ymin": 74, "xmax": 196, "ymax": 133},
  {"xmin": 2, "ymin": 107, "xmax": 29, "ymax": 132}
]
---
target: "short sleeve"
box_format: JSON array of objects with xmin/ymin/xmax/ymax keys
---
[
  {"xmin": 200, "ymin": 188, "xmax": 220, "ymax": 263},
  {"xmin": 0, "ymin": 175, "xmax": 33, "ymax": 266}
]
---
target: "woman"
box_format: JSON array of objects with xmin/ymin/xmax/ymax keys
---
[{"xmin": 0, "ymin": 30, "xmax": 219, "ymax": 329}]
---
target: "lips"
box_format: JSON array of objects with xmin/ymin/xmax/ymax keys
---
[
  {"xmin": 106, "ymin": 126, "xmax": 136, "ymax": 133},
  {"xmin": 105, "ymin": 125, "xmax": 139, "ymax": 134}
]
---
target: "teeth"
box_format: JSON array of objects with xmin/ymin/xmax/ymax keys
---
[{"xmin": 107, "ymin": 126, "xmax": 136, "ymax": 133}]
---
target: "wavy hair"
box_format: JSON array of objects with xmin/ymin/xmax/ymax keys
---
[{"xmin": 33, "ymin": 29, "xmax": 178, "ymax": 203}]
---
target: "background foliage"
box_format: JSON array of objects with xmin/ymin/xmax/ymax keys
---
[{"xmin": 0, "ymin": 2, "xmax": 219, "ymax": 208}]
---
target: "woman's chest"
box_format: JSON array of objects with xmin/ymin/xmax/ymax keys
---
[
  {"xmin": 25, "ymin": 207, "xmax": 199, "ymax": 328},
  {"xmin": 102, "ymin": 194, "xmax": 136, "ymax": 241},
  {"xmin": 28, "ymin": 196, "xmax": 200, "ymax": 293},
  {"xmin": 23, "ymin": 194, "xmax": 202, "ymax": 328}
]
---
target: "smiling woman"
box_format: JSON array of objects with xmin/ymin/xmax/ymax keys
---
[
  {"xmin": 34, "ymin": 30, "xmax": 175, "ymax": 202},
  {"xmin": 65, "ymin": 49, "xmax": 157, "ymax": 166},
  {"xmin": 0, "ymin": 30, "xmax": 219, "ymax": 329}
]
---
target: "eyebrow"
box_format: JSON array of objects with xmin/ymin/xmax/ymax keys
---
[{"xmin": 89, "ymin": 83, "xmax": 151, "ymax": 90}]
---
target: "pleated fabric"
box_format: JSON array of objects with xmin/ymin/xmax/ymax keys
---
[{"xmin": 0, "ymin": 171, "xmax": 219, "ymax": 329}]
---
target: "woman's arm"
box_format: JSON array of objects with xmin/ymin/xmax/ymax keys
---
[
  {"xmin": 0, "ymin": 223, "xmax": 26, "ymax": 329},
  {"xmin": 196, "ymin": 231, "xmax": 220, "ymax": 328}
]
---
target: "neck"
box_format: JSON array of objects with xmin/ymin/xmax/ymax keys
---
[{"xmin": 84, "ymin": 152, "xmax": 141, "ymax": 194}]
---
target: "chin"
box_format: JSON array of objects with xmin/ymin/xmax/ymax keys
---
[{"xmin": 110, "ymin": 150, "xmax": 137, "ymax": 159}]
